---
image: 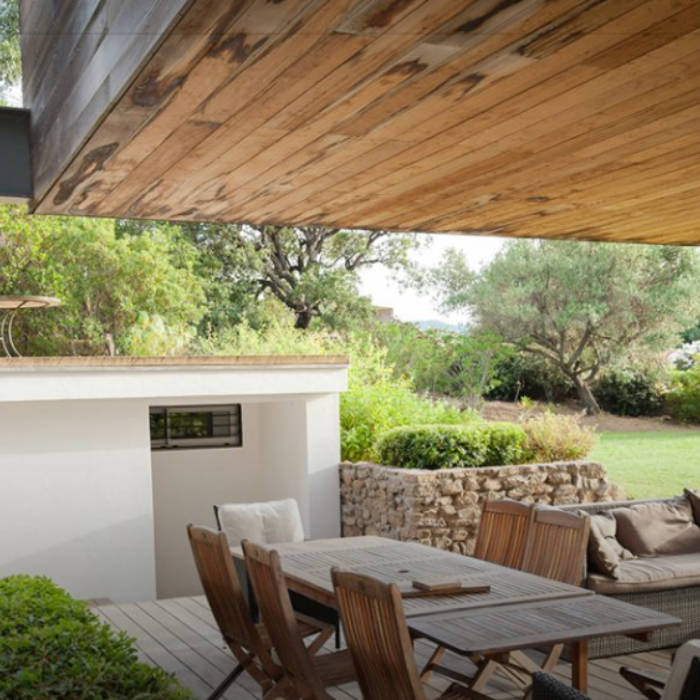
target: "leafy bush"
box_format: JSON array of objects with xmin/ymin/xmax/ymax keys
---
[
  {"xmin": 593, "ymin": 367, "xmax": 665, "ymax": 417},
  {"xmin": 376, "ymin": 424, "xmax": 489, "ymax": 470},
  {"xmin": 374, "ymin": 322, "xmax": 511, "ymax": 406},
  {"xmin": 482, "ymin": 422, "xmax": 529, "ymax": 466},
  {"xmin": 0, "ymin": 575, "xmax": 193, "ymax": 699},
  {"xmin": 521, "ymin": 412, "xmax": 596, "ymax": 462},
  {"xmin": 340, "ymin": 338, "xmax": 474, "ymax": 462},
  {"xmin": 374, "ymin": 422, "xmax": 528, "ymax": 470},
  {"xmin": 666, "ymin": 362, "xmax": 700, "ymax": 423},
  {"xmin": 487, "ymin": 352, "xmax": 574, "ymax": 403}
]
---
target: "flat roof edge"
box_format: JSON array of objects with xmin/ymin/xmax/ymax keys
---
[{"xmin": 0, "ymin": 355, "xmax": 349, "ymax": 371}]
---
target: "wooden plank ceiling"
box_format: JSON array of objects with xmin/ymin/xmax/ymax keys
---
[{"xmin": 21, "ymin": 0, "xmax": 700, "ymax": 245}]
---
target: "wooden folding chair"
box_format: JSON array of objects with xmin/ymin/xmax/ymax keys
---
[
  {"xmin": 241, "ymin": 539, "xmax": 356, "ymax": 699},
  {"xmin": 187, "ymin": 525, "xmax": 333, "ymax": 699},
  {"xmin": 332, "ymin": 569, "xmax": 482, "ymax": 700},
  {"xmin": 474, "ymin": 498, "xmax": 534, "ymax": 569},
  {"xmin": 422, "ymin": 498, "xmax": 534, "ymax": 682},
  {"xmin": 493, "ymin": 508, "xmax": 590, "ymax": 697}
]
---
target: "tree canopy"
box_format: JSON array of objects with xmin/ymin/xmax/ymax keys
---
[
  {"xmin": 0, "ymin": 206, "xmax": 206, "ymax": 355},
  {"xmin": 0, "ymin": 0, "xmax": 19, "ymax": 104},
  {"xmin": 424, "ymin": 239, "xmax": 700, "ymax": 413},
  {"xmin": 120, "ymin": 220, "xmax": 419, "ymax": 330}
]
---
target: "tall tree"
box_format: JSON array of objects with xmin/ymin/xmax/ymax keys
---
[
  {"xmin": 0, "ymin": 205, "xmax": 206, "ymax": 355},
  {"xmin": 120, "ymin": 220, "xmax": 421, "ymax": 330},
  {"xmin": 424, "ymin": 239, "xmax": 700, "ymax": 414}
]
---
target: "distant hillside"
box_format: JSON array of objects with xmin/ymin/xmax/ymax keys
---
[{"xmin": 412, "ymin": 319, "xmax": 470, "ymax": 333}]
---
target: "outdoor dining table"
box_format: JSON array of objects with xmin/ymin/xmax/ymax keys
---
[{"xmin": 231, "ymin": 535, "xmax": 680, "ymax": 693}]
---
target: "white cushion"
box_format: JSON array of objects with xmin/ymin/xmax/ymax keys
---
[
  {"xmin": 216, "ymin": 498, "xmax": 304, "ymax": 546},
  {"xmin": 662, "ymin": 639, "xmax": 700, "ymax": 700}
]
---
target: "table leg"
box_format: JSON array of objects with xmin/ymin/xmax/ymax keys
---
[{"xmin": 572, "ymin": 640, "xmax": 588, "ymax": 693}]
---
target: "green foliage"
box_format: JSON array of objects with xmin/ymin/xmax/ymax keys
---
[
  {"xmin": 376, "ymin": 425, "xmax": 489, "ymax": 470},
  {"xmin": 487, "ymin": 352, "xmax": 574, "ymax": 403},
  {"xmin": 666, "ymin": 362, "xmax": 700, "ymax": 423},
  {"xmin": 0, "ymin": 206, "xmax": 206, "ymax": 355},
  {"xmin": 0, "ymin": 0, "xmax": 20, "ymax": 104},
  {"xmin": 594, "ymin": 366, "xmax": 665, "ymax": 417},
  {"xmin": 127, "ymin": 221, "xmax": 419, "ymax": 331},
  {"xmin": 339, "ymin": 337, "xmax": 473, "ymax": 462},
  {"xmin": 375, "ymin": 421, "xmax": 528, "ymax": 470},
  {"xmin": 374, "ymin": 322, "xmax": 511, "ymax": 406},
  {"xmin": 482, "ymin": 422, "xmax": 529, "ymax": 466},
  {"xmin": 423, "ymin": 239, "xmax": 700, "ymax": 414},
  {"xmin": 521, "ymin": 412, "xmax": 597, "ymax": 462},
  {"xmin": 0, "ymin": 574, "xmax": 193, "ymax": 699}
]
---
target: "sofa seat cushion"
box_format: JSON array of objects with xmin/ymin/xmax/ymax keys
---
[
  {"xmin": 587, "ymin": 553, "xmax": 700, "ymax": 594},
  {"xmin": 613, "ymin": 498, "xmax": 700, "ymax": 556},
  {"xmin": 686, "ymin": 488, "xmax": 700, "ymax": 526}
]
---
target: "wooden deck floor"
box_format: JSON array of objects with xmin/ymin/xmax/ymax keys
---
[{"xmin": 93, "ymin": 596, "xmax": 671, "ymax": 699}]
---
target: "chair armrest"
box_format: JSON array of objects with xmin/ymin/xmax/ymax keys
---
[{"xmin": 619, "ymin": 666, "xmax": 664, "ymax": 699}]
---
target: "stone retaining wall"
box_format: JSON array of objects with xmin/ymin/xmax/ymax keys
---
[{"xmin": 340, "ymin": 461, "xmax": 625, "ymax": 554}]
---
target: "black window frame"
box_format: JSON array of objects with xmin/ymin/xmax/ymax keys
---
[{"xmin": 149, "ymin": 404, "xmax": 242, "ymax": 450}]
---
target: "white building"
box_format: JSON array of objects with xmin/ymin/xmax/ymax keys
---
[{"xmin": 0, "ymin": 355, "xmax": 347, "ymax": 602}]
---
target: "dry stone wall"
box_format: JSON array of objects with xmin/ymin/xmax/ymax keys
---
[{"xmin": 340, "ymin": 461, "xmax": 625, "ymax": 554}]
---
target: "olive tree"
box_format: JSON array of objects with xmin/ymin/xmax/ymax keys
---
[{"xmin": 425, "ymin": 239, "xmax": 700, "ymax": 414}]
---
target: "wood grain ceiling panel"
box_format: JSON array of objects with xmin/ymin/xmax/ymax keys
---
[{"xmin": 21, "ymin": 0, "xmax": 700, "ymax": 244}]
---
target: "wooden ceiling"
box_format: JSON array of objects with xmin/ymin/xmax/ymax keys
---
[{"xmin": 20, "ymin": 0, "xmax": 700, "ymax": 244}]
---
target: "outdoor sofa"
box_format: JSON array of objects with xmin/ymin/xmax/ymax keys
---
[{"xmin": 560, "ymin": 490, "xmax": 700, "ymax": 658}]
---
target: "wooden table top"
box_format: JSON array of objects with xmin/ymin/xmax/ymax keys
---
[
  {"xmin": 232, "ymin": 535, "xmax": 593, "ymax": 617},
  {"xmin": 408, "ymin": 594, "xmax": 680, "ymax": 656}
]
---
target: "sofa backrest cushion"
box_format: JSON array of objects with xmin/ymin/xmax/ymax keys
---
[
  {"xmin": 613, "ymin": 497, "xmax": 700, "ymax": 556},
  {"xmin": 586, "ymin": 511, "xmax": 635, "ymax": 578}
]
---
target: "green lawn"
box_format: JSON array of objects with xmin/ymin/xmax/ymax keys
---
[{"xmin": 590, "ymin": 431, "xmax": 700, "ymax": 500}]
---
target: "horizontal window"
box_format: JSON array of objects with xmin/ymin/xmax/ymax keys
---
[{"xmin": 149, "ymin": 405, "xmax": 242, "ymax": 449}]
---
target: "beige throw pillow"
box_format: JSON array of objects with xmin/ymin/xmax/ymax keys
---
[
  {"xmin": 586, "ymin": 511, "xmax": 635, "ymax": 578},
  {"xmin": 613, "ymin": 498, "xmax": 700, "ymax": 556},
  {"xmin": 685, "ymin": 488, "xmax": 700, "ymax": 526}
]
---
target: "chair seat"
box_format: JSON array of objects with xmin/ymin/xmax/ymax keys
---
[{"xmin": 312, "ymin": 649, "xmax": 357, "ymax": 686}]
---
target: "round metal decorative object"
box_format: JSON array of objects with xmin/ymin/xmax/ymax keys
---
[{"xmin": 0, "ymin": 295, "xmax": 62, "ymax": 357}]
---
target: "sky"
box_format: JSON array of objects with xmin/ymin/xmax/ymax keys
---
[{"xmin": 358, "ymin": 232, "xmax": 507, "ymax": 324}]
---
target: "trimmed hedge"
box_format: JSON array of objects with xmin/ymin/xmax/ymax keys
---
[
  {"xmin": 375, "ymin": 422, "xmax": 528, "ymax": 470},
  {"xmin": 0, "ymin": 575, "xmax": 193, "ymax": 700}
]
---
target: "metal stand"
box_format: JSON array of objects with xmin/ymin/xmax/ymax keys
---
[{"xmin": 0, "ymin": 307, "xmax": 23, "ymax": 356}]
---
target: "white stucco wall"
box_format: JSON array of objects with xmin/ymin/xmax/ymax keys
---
[
  {"xmin": 0, "ymin": 399, "xmax": 156, "ymax": 601},
  {"xmin": 151, "ymin": 404, "xmax": 265, "ymax": 599},
  {"xmin": 0, "ymin": 359, "xmax": 347, "ymax": 603}
]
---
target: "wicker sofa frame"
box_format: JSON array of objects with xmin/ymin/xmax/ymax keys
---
[{"xmin": 559, "ymin": 497, "xmax": 700, "ymax": 658}]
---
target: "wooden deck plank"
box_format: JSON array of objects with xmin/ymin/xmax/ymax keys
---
[{"xmin": 93, "ymin": 597, "xmax": 674, "ymax": 699}]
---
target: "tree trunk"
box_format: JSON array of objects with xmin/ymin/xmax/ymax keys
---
[
  {"xmin": 294, "ymin": 310, "xmax": 313, "ymax": 329},
  {"xmin": 571, "ymin": 374, "xmax": 600, "ymax": 415}
]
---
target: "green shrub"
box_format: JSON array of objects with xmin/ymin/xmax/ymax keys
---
[
  {"xmin": 340, "ymin": 338, "xmax": 474, "ymax": 461},
  {"xmin": 0, "ymin": 575, "xmax": 193, "ymax": 700},
  {"xmin": 522, "ymin": 412, "xmax": 596, "ymax": 462},
  {"xmin": 666, "ymin": 362, "xmax": 700, "ymax": 423},
  {"xmin": 376, "ymin": 424, "xmax": 489, "ymax": 470},
  {"xmin": 482, "ymin": 422, "xmax": 529, "ymax": 466},
  {"xmin": 374, "ymin": 422, "xmax": 529, "ymax": 470},
  {"xmin": 487, "ymin": 353, "xmax": 574, "ymax": 403},
  {"xmin": 593, "ymin": 367, "xmax": 664, "ymax": 417}
]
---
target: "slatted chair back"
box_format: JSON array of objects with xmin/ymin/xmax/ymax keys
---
[
  {"xmin": 473, "ymin": 498, "xmax": 534, "ymax": 569},
  {"xmin": 187, "ymin": 525, "xmax": 271, "ymax": 665},
  {"xmin": 522, "ymin": 508, "xmax": 590, "ymax": 585},
  {"xmin": 242, "ymin": 539, "xmax": 328, "ymax": 699},
  {"xmin": 331, "ymin": 569, "xmax": 426, "ymax": 700}
]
